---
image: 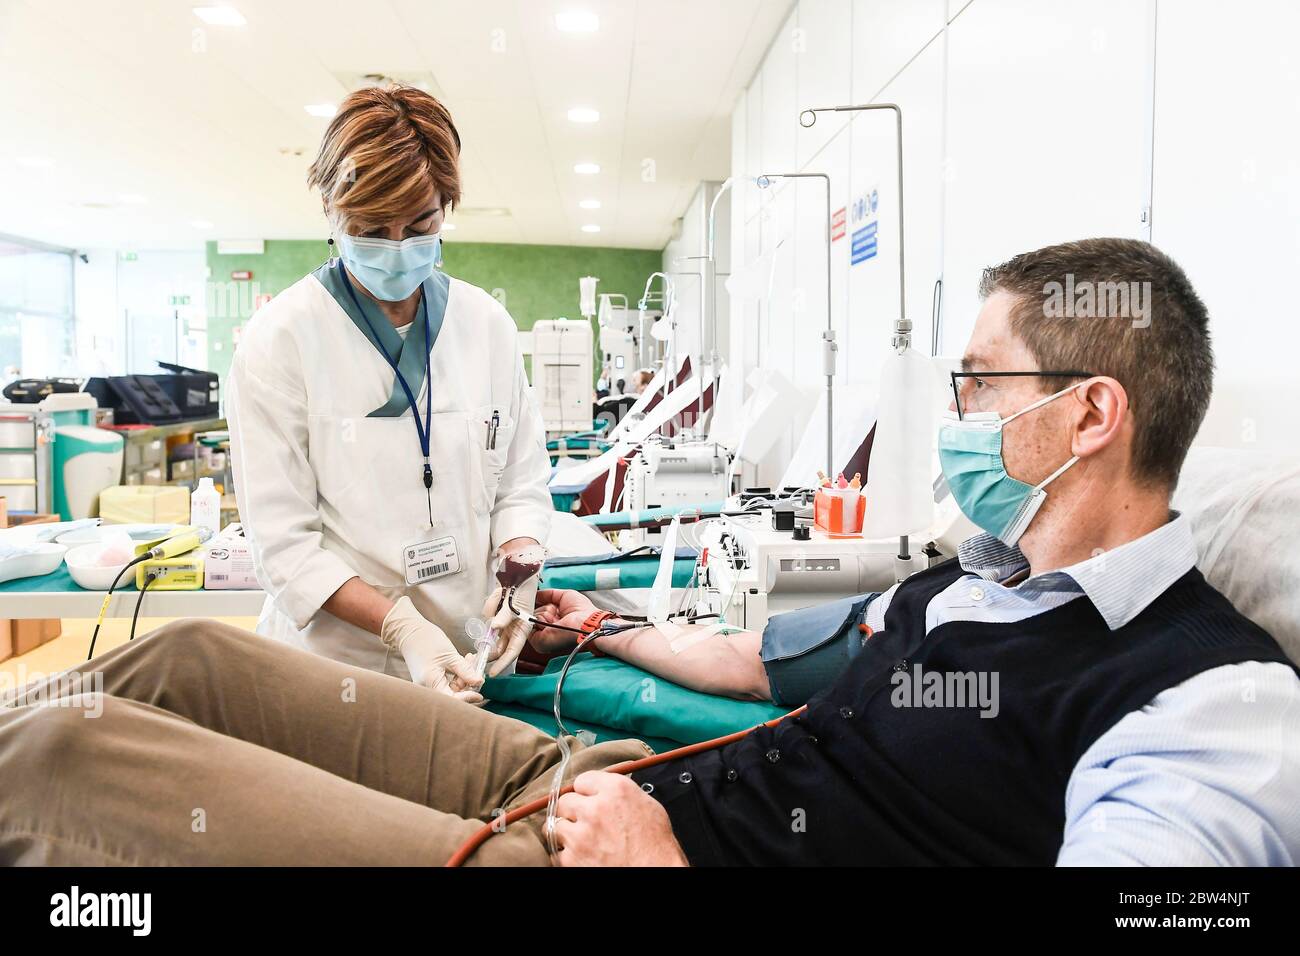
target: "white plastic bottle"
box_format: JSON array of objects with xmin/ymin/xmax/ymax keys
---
[{"xmin": 190, "ymin": 476, "xmax": 221, "ymax": 536}]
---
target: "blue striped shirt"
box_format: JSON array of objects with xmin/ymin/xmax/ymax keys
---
[{"xmin": 864, "ymin": 513, "xmax": 1300, "ymax": 866}]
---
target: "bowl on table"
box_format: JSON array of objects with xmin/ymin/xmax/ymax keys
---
[
  {"xmin": 0, "ymin": 542, "xmax": 68, "ymax": 585},
  {"xmin": 64, "ymin": 543, "xmax": 139, "ymax": 591}
]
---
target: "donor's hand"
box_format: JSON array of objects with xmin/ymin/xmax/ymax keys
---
[
  {"xmin": 529, "ymin": 589, "xmax": 598, "ymax": 655},
  {"xmin": 552, "ymin": 771, "xmax": 688, "ymax": 867}
]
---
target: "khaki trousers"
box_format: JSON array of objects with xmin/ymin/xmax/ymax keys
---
[{"xmin": 0, "ymin": 620, "xmax": 651, "ymax": 866}]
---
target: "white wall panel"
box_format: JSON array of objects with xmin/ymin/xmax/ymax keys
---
[
  {"xmin": 940, "ymin": 0, "xmax": 1152, "ymax": 355},
  {"xmin": 759, "ymin": 9, "xmax": 801, "ymax": 179},
  {"xmin": 846, "ymin": 37, "xmax": 946, "ymax": 385},
  {"xmin": 851, "ymin": 0, "xmax": 946, "ymax": 101},
  {"xmin": 1151, "ymin": 0, "xmax": 1300, "ymax": 453},
  {"xmin": 795, "ymin": 0, "xmax": 854, "ymax": 166},
  {"xmin": 754, "ymin": 182, "xmax": 800, "ymax": 484},
  {"xmin": 790, "ymin": 175, "xmax": 834, "ymax": 387},
  {"xmin": 744, "ymin": 76, "xmax": 766, "ymax": 222}
]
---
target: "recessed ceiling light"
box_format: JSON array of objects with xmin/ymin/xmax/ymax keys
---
[
  {"xmin": 193, "ymin": 6, "xmax": 246, "ymax": 26},
  {"xmin": 191, "ymin": 219, "xmax": 213, "ymax": 229},
  {"xmin": 579, "ymin": 199, "xmax": 601, "ymax": 210},
  {"xmin": 581, "ymin": 224, "xmax": 601, "ymax": 234},
  {"xmin": 555, "ymin": 10, "xmax": 599, "ymax": 33},
  {"xmin": 573, "ymin": 162, "xmax": 600, "ymax": 175},
  {"xmin": 567, "ymin": 107, "xmax": 600, "ymax": 124},
  {"xmin": 16, "ymin": 156, "xmax": 54, "ymax": 169},
  {"xmin": 304, "ymin": 103, "xmax": 337, "ymax": 118},
  {"xmin": 118, "ymin": 193, "xmax": 148, "ymax": 205}
]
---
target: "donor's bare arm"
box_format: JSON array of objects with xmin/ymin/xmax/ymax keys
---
[{"xmin": 530, "ymin": 589, "xmax": 771, "ymax": 701}]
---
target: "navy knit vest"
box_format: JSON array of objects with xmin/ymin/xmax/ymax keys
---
[{"xmin": 638, "ymin": 558, "xmax": 1296, "ymax": 865}]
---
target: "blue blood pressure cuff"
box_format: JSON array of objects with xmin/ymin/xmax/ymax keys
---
[{"xmin": 760, "ymin": 592, "xmax": 878, "ymax": 707}]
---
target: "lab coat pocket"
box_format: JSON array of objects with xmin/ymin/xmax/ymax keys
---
[
  {"xmin": 468, "ymin": 403, "xmax": 515, "ymax": 515},
  {"xmin": 307, "ymin": 413, "xmax": 371, "ymax": 507},
  {"xmin": 424, "ymin": 410, "xmax": 477, "ymax": 529}
]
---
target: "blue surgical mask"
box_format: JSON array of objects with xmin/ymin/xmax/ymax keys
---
[
  {"xmin": 937, "ymin": 383, "xmax": 1082, "ymax": 546},
  {"xmin": 334, "ymin": 231, "xmax": 442, "ymax": 301}
]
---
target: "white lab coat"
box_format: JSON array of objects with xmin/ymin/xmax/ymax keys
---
[{"xmin": 226, "ymin": 271, "xmax": 552, "ymax": 677}]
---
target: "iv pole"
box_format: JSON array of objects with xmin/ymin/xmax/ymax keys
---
[
  {"xmin": 668, "ymin": 262, "xmax": 707, "ymax": 432},
  {"xmin": 799, "ymin": 104, "xmax": 906, "ymax": 342},
  {"xmin": 753, "ymin": 171, "xmax": 835, "ymax": 478},
  {"xmin": 677, "ymin": 178, "xmax": 736, "ymax": 427},
  {"xmin": 639, "ymin": 272, "xmax": 676, "ymax": 393},
  {"xmin": 799, "ymin": 103, "xmax": 916, "ymax": 569}
]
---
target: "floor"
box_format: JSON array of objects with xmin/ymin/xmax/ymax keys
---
[{"xmin": 1, "ymin": 616, "xmax": 260, "ymax": 681}]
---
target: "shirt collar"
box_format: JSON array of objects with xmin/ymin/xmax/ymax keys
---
[{"xmin": 955, "ymin": 512, "xmax": 1198, "ymax": 630}]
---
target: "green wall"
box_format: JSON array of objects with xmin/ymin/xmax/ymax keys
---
[{"xmin": 204, "ymin": 240, "xmax": 661, "ymax": 384}]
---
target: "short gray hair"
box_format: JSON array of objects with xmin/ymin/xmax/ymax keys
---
[{"xmin": 979, "ymin": 238, "xmax": 1213, "ymax": 490}]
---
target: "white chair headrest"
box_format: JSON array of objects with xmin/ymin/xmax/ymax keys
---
[{"xmin": 1173, "ymin": 447, "xmax": 1300, "ymax": 665}]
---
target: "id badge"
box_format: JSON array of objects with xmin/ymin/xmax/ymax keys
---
[{"xmin": 403, "ymin": 535, "xmax": 461, "ymax": 586}]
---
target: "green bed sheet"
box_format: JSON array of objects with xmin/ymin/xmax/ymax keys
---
[{"xmin": 482, "ymin": 653, "xmax": 787, "ymax": 752}]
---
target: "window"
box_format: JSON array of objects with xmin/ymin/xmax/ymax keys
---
[{"xmin": 0, "ymin": 235, "xmax": 76, "ymax": 381}]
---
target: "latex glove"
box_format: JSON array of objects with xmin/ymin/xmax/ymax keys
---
[
  {"xmin": 381, "ymin": 597, "xmax": 484, "ymax": 703},
  {"xmin": 480, "ymin": 542, "xmax": 545, "ymax": 677},
  {"xmin": 481, "ymin": 573, "xmax": 538, "ymax": 677}
]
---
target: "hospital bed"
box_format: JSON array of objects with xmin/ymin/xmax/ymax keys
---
[{"xmin": 486, "ymin": 447, "xmax": 1300, "ymax": 750}]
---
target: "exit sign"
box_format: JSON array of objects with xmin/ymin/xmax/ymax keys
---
[{"xmin": 169, "ymin": 295, "xmax": 191, "ymax": 305}]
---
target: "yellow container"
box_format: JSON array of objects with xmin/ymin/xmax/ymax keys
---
[
  {"xmin": 99, "ymin": 485, "xmax": 190, "ymax": 525},
  {"xmin": 135, "ymin": 556, "xmax": 205, "ymax": 591}
]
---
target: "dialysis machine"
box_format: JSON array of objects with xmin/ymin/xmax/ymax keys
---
[
  {"xmin": 531, "ymin": 317, "xmax": 594, "ymax": 437},
  {"xmin": 697, "ymin": 497, "xmax": 974, "ymax": 632},
  {"xmin": 619, "ymin": 436, "xmax": 732, "ymax": 549},
  {"xmin": 596, "ymin": 294, "xmax": 639, "ymax": 395}
]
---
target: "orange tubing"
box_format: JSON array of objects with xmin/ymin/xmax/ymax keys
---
[{"xmin": 443, "ymin": 705, "xmax": 807, "ymax": 867}]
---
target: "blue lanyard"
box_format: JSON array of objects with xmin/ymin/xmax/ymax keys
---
[{"xmin": 337, "ymin": 264, "xmax": 436, "ymax": 504}]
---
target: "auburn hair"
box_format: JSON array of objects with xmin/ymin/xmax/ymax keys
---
[{"xmin": 307, "ymin": 85, "xmax": 461, "ymax": 232}]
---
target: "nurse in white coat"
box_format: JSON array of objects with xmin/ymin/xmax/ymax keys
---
[{"xmin": 227, "ymin": 86, "xmax": 552, "ymax": 697}]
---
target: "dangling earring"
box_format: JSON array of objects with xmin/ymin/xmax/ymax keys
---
[{"xmin": 326, "ymin": 237, "xmax": 334, "ymax": 246}]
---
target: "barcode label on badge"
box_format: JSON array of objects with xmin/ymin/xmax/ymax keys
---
[{"xmin": 403, "ymin": 536, "xmax": 461, "ymax": 586}]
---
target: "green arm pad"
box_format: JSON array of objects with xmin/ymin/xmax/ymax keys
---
[{"xmin": 483, "ymin": 653, "xmax": 788, "ymax": 747}]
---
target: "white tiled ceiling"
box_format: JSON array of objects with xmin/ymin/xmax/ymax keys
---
[{"xmin": 0, "ymin": 0, "xmax": 792, "ymax": 250}]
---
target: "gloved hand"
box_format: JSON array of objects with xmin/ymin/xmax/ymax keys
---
[
  {"xmin": 381, "ymin": 596, "xmax": 484, "ymax": 703},
  {"xmin": 481, "ymin": 542, "xmax": 546, "ymax": 677},
  {"xmin": 481, "ymin": 575, "xmax": 537, "ymax": 677}
]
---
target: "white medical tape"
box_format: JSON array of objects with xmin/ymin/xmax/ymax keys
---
[
  {"xmin": 646, "ymin": 515, "xmax": 681, "ymax": 623},
  {"xmin": 666, "ymin": 621, "xmax": 741, "ymax": 655}
]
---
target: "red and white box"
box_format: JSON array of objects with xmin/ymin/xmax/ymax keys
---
[{"xmin": 203, "ymin": 523, "xmax": 259, "ymax": 590}]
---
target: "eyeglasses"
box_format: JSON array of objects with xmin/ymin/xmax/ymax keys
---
[{"xmin": 950, "ymin": 370, "xmax": 1094, "ymax": 420}]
